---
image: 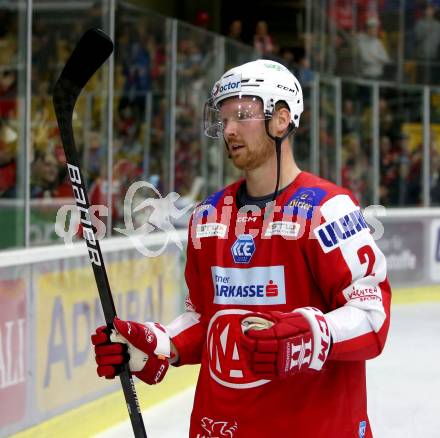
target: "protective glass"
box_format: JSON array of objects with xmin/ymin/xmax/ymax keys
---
[{"xmin": 203, "ymin": 96, "xmax": 270, "ymax": 138}]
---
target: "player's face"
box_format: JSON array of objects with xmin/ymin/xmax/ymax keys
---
[{"xmin": 220, "ymin": 97, "xmax": 273, "ymax": 171}]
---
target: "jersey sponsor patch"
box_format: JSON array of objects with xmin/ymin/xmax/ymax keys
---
[
  {"xmin": 283, "ymin": 187, "xmax": 327, "ymax": 219},
  {"xmin": 213, "ymin": 73, "xmax": 241, "ymax": 98},
  {"xmin": 314, "ymin": 208, "xmax": 369, "ymax": 253},
  {"xmin": 196, "ymin": 223, "xmax": 227, "ymax": 238},
  {"xmin": 211, "ymin": 266, "xmax": 286, "ymax": 305},
  {"xmin": 343, "ymin": 284, "xmax": 382, "ymax": 303},
  {"xmin": 264, "ymin": 221, "xmax": 300, "ymax": 238},
  {"xmin": 231, "ymin": 234, "xmax": 255, "ymax": 263},
  {"xmin": 358, "ymin": 420, "xmax": 367, "ymax": 438}
]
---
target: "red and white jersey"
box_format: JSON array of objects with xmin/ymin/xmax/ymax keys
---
[{"xmin": 167, "ymin": 171, "xmax": 391, "ymax": 438}]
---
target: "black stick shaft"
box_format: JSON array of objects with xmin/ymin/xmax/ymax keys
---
[{"xmin": 52, "ymin": 28, "xmax": 147, "ymax": 438}]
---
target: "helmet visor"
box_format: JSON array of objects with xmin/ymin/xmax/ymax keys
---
[{"xmin": 203, "ymin": 95, "xmax": 270, "ymax": 138}]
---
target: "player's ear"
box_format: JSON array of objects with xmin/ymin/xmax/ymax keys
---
[{"xmin": 272, "ymin": 107, "xmax": 290, "ymax": 136}]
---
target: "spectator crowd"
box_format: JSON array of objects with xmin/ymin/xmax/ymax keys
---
[{"xmin": 1, "ymin": 1, "xmax": 440, "ymax": 249}]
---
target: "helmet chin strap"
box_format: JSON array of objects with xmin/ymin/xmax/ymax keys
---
[
  {"xmin": 223, "ymin": 136, "xmax": 231, "ymax": 159},
  {"xmin": 222, "ymin": 121, "xmax": 295, "ymax": 200},
  {"xmin": 264, "ymin": 120, "xmax": 295, "ymax": 202}
]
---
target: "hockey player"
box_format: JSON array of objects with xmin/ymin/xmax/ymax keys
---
[{"xmin": 92, "ymin": 60, "xmax": 391, "ymax": 437}]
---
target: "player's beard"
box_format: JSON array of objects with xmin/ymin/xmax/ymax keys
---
[{"xmin": 230, "ymin": 141, "xmax": 274, "ymax": 171}]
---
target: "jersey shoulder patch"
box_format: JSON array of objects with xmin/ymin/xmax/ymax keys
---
[
  {"xmin": 282, "ymin": 172, "xmax": 350, "ymax": 219},
  {"xmin": 296, "ymin": 172, "xmax": 358, "ymax": 208},
  {"xmin": 192, "ymin": 180, "xmax": 241, "ymax": 219},
  {"xmin": 283, "ymin": 186, "xmax": 327, "ymax": 219},
  {"xmin": 314, "ymin": 194, "xmax": 369, "ymax": 253},
  {"xmin": 193, "ymin": 188, "xmax": 226, "ymax": 219}
]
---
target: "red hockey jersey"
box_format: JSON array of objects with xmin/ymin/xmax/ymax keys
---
[{"xmin": 167, "ymin": 171, "xmax": 391, "ymax": 438}]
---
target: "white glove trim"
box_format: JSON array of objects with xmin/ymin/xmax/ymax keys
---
[
  {"xmin": 110, "ymin": 331, "xmax": 149, "ymax": 372},
  {"xmin": 110, "ymin": 323, "xmax": 171, "ymax": 372},
  {"xmin": 145, "ymin": 322, "xmax": 171, "ymax": 357},
  {"xmin": 294, "ymin": 307, "xmax": 332, "ymax": 371}
]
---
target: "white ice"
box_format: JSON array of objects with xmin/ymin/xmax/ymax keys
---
[{"xmin": 96, "ymin": 302, "xmax": 440, "ymax": 438}]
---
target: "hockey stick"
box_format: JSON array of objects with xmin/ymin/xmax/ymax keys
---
[{"xmin": 52, "ymin": 28, "xmax": 147, "ymax": 438}]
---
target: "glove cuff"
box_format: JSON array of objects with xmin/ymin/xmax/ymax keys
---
[
  {"xmin": 109, "ymin": 322, "xmax": 171, "ymax": 372},
  {"xmin": 293, "ymin": 307, "xmax": 332, "ymax": 371},
  {"xmin": 145, "ymin": 322, "xmax": 171, "ymax": 358}
]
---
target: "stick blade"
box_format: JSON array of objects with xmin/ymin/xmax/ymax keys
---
[{"xmin": 57, "ymin": 28, "xmax": 114, "ymax": 89}]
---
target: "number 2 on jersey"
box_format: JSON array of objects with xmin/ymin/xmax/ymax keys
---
[{"xmin": 357, "ymin": 245, "xmax": 376, "ymax": 277}]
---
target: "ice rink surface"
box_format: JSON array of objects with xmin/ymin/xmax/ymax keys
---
[{"xmin": 96, "ymin": 302, "xmax": 440, "ymax": 438}]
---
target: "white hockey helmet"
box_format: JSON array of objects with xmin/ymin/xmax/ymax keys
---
[{"xmin": 204, "ymin": 59, "xmax": 303, "ymax": 138}]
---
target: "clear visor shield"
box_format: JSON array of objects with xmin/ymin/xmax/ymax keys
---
[{"xmin": 203, "ymin": 96, "xmax": 270, "ymax": 138}]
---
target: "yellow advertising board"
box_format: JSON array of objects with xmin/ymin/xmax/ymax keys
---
[
  {"xmin": 35, "ymin": 251, "xmax": 183, "ymax": 412},
  {"xmin": 0, "ymin": 276, "xmax": 27, "ymax": 429}
]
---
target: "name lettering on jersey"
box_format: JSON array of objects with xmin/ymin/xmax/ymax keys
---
[
  {"xmin": 211, "ymin": 266, "xmax": 286, "ymax": 305},
  {"xmin": 284, "ymin": 187, "xmax": 327, "ymax": 219},
  {"xmin": 196, "ymin": 223, "xmax": 227, "ymax": 238},
  {"xmin": 264, "ymin": 221, "xmax": 301, "ymax": 238},
  {"xmin": 314, "ymin": 209, "xmax": 369, "ymax": 253}
]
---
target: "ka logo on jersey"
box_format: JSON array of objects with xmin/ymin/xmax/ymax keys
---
[
  {"xmin": 231, "ymin": 234, "xmax": 255, "ymax": 263},
  {"xmin": 207, "ymin": 310, "xmax": 270, "ymax": 389}
]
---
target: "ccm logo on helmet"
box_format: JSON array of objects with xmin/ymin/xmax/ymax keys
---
[{"xmin": 277, "ymin": 84, "xmax": 295, "ymax": 93}]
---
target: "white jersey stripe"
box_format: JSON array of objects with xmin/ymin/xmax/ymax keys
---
[{"xmin": 319, "ymin": 195, "xmax": 387, "ymax": 343}]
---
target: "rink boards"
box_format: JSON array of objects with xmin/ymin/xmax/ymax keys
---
[
  {"xmin": 1, "ymin": 212, "xmax": 440, "ymax": 437},
  {"xmin": 0, "ymin": 232, "xmax": 192, "ymax": 438}
]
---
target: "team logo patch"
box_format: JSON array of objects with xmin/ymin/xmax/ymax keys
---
[
  {"xmin": 264, "ymin": 221, "xmax": 300, "ymax": 238},
  {"xmin": 314, "ymin": 208, "xmax": 369, "ymax": 253},
  {"xmin": 207, "ymin": 309, "xmax": 270, "ymax": 389},
  {"xmin": 200, "ymin": 417, "xmax": 238, "ymax": 437},
  {"xmin": 211, "ymin": 266, "xmax": 286, "ymax": 305},
  {"xmin": 284, "ymin": 187, "xmax": 327, "ymax": 219},
  {"xmin": 196, "ymin": 223, "xmax": 227, "ymax": 238},
  {"xmin": 231, "ymin": 234, "xmax": 255, "ymax": 263}
]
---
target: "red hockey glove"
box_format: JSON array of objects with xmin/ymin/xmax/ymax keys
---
[
  {"xmin": 91, "ymin": 317, "xmax": 171, "ymax": 385},
  {"xmin": 240, "ymin": 307, "xmax": 332, "ymax": 380}
]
